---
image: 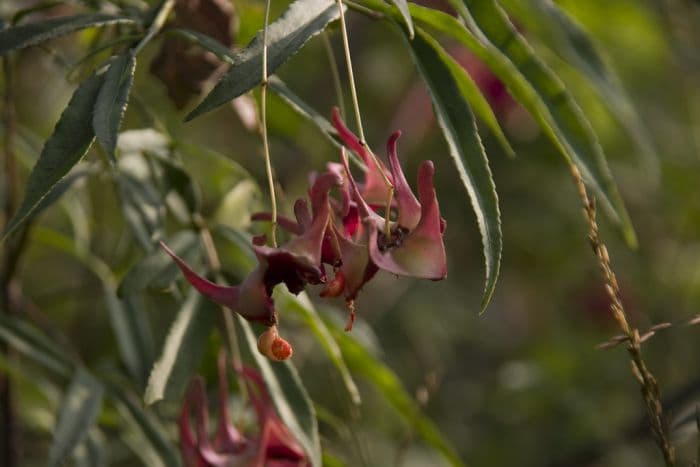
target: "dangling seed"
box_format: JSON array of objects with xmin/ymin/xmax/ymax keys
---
[{"xmin": 345, "ymin": 299, "xmax": 356, "ymax": 332}]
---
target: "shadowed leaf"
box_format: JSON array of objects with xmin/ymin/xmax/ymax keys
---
[
  {"xmin": 0, "ymin": 13, "xmax": 136, "ymax": 55},
  {"xmin": 186, "ymin": 0, "xmax": 342, "ymax": 121},
  {"xmin": 49, "ymin": 368, "xmax": 104, "ymax": 467},
  {"xmin": 144, "ymin": 290, "xmax": 217, "ymax": 404},
  {"xmin": 3, "ymin": 72, "xmax": 104, "ymax": 239},
  {"xmin": 94, "ymin": 54, "xmax": 136, "ymax": 160}
]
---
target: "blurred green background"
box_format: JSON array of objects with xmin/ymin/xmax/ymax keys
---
[{"xmin": 3, "ymin": 0, "xmax": 700, "ymax": 465}]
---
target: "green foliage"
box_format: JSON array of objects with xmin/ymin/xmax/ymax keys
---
[
  {"xmin": 407, "ymin": 28, "xmax": 502, "ymax": 314},
  {"xmin": 1, "ymin": 0, "xmax": 694, "ymax": 465},
  {"xmin": 186, "ymin": 0, "xmax": 343, "ymax": 120}
]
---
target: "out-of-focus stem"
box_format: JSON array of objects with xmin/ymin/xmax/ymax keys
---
[
  {"xmin": 0, "ymin": 54, "xmax": 18, "ymax": 467},
  {"xmin": 322, "ymin": 32, "xmax": 346, "ymax": 120},
  {"xmin": 261, "ymin": 0, "xmax": 278, "ymax": 247}
]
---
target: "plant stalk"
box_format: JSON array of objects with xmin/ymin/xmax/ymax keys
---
[
  {"xmin": 570, "ymin": 164, "xmax": 675, "ymax": 466},
  {"xmin": 261, "ymin": 0, "xmax": 278, "ymax": 247}
]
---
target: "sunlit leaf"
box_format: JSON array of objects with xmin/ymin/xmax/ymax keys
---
[
  {"xmin": 144, "ymin": 290, "xmax": 217, "ymax": 404},
  {"xmin": 390, "ymin": 0, "xmax": 415, "ymax": 39},
  {"xmin": 274, "ymin": 287, "xmax": 361, "ymax": 405},
  {"xmin": 49, "ymin": 368, "xmax": 104, "ymax": 467},
  {"xmin": 0, "ymin": 13, "xmax": 136, "ymax": 55},
  {"xmin": 186, "ymin": 0, "xmax": 343, "ymax": 120},
  {"xmin": 509, "ymin": 0, "xmax": 658, "ymax": 179},
  {"xmin": 238, "ymin": 316, "xmax": 322, "ymax": 466},
  {"xmin": 94, "ymin": 54, "xmax": 137, "ymax": 160},
  {"xmin": 359, "ymin": 0, "xmax": 635, "ymax": 245},
  {"xmin": 3, "ymin": 71, "xmax": 103, "ymax": 239},
  {"xmin": 455, "ymin": 0, "xmax": 636, "ymax": 246},
  {"xmin": 408, "ymin": 28, "xmax": 501, "ymax": 313}
]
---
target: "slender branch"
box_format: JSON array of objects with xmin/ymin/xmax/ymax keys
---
[
  {"xmin": 131, "ymin": 0, "xmax": 175, "ymax": 56},
  {"xmin": 334, "ymin": 0, "xmax": 394, "ymax": 234},
  {"xmin": 321, "ymin": 32, "xmax": 346, "ymax": 120},
  {"xmin": 570, "ymin": 164, "xmax": 675, "ymax": 466},
  {"xmin": 261, "ymin": 0, "xmax": 278, "ymax": 247}
]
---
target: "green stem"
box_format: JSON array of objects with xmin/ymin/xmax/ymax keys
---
[
  {"xmin": 132, "ymin": 0, "xmax": 175, "ymax": 56},
  {"xmin": 261, "ymin": 0, "xmax": 278, "ymax": 247},
  {"xmin": 322, "ymin": 32, "xmax": 347, "ymax": 120}
]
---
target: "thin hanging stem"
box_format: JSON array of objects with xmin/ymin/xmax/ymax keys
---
[
  {"xmin": 261, "ymin": 0, "xmax": 278, "ymax": 247},
  {"xmin": 335, "ymin": 0, "xmax": 394, "ymax": 235},
  {"xmin": 322, "ymin": 32, "xmax": 346, "ymax": 120},
  {"xmin": 570, "ymin": 164, "xmax": 675, "ymax": 467}
]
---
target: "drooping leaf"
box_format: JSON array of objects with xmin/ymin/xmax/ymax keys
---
[
  {"xmin": 108, "ymin": 385, "xmax": 181, "ymax": 467},
  {"xmin": 31, "ymin": 165, "xmax": 95, "ymax": 219},
  {"xmin": 48, "ymin": 368, "xmax": 104, "ymax": 467},
  {"xmin": 390, "ymin": 0, "xmax": 415, "ymax": 39},
  {"xmin": 407, "ymin": 28, "xmax": 501, "ymax": 314},
  {"xmin": 268, "ymin": 76, "xmax": 343, "ymax": 149},
  {"xmin": 118, "ymin": 230, "xmax": 201, "ymax": 297},
  {"xmin": 360, "ymin": 0, "xmax": 635, "ymax": 245},
  {"xmin": 0, "ymin": 13, "xmax": 136, "ymax": 55},
  {"xmin": 72, "ymin": 428, "xmax": 106, "ymax": 467},
  {"xmin": 274, "ymin": 287, "xmax": 361, "ymax": 405},
  {"xmin": 455, "ymin": 0, "xmax": 636, "ymax": 246},
  {"xmin": 168, "ymin": 28, "xmax": 236, "ymax": 64},
  {"xmin": 186, "ymin": 0, "xmax": 343, "ymax": 121},
  {"xmin": 104, "ymin": 291, "xmax": 156, "ymax": 388},
  {"xmin": 144, "ymin": 290, "xmax": 217, "ymax": 404},
  {"xmin": 0, "ymin": 314, "xmax": 72, "ymax": 378},
  {"xmin": 510, "ymin": 0, "xmax": 658, "ymax": 179},
  {"xmin": 3, "ymin": 71, "xmax": 104, "ymax": 239},
  {"xmin": 328, "ymin": 320, "xmax": 466, "ymax": 467},
  {"xmin": 116, "ymin": 171, "xmax": 165, "ymax": 251},
  {"xmin": 238, "ymin": 316, "xmax": 322, "ymax": 467},
  {"xmin": 94, "ymin": 53, "xmax": 137, "ymax": 160}
]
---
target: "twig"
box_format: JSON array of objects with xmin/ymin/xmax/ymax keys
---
[
  {"xmin": 570, "ymin": 164, "xmax": 675, "ymax": 466},
  {"xmin": 260, "ymin": 0, "xmax": 278, "ymax": 247}
]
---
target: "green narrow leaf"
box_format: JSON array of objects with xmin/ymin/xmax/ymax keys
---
[
  {"xmin": 268, "ymin": 76, "xmax": 343, "ymax": 149},
  {"xmin": 455, "ymin": 0, "xmax": 636, "ymax": 246},
  {"xmin": 520, "ymin": 0, "xmax": 658, "ymax": 178},
  {"xmin": 32, "ymin": 165, "xmax": 95, "ymax": 218},
  {"xmin": 390, "ymin": 0, "xmax": 415, "ymax": 39},
  {"xmin": 94, "ymin": 54, "xmax": 137, "ymax": 160},
  {"xmin": 118, "ymin": 230, "xmax": 201, "ymax": 297},
  {"xmin": 186, "ymin": 0, "xmax": 342, "ymax": 121},
  {"xmin": 72, "ymin": 428, "xmax": 106, "ymax": 467},
  {"xmin": 109, "ymin": 386, "xmax": 181, "ymax": 467},
  {"xmin": 328, "ymin": 320, "xmax": 466, "ymax": 467},
  {"xmin": 168, "ymin": 28, "xmax": 235, "ymax": 63},
  {"xmin": 407, "ymin": 28, "xmax": 501, "ymax": 313},
  {"xmin": 104, "ymin": 291, "xmax": 155, "ymax": 388},
  {"xmin": 3, "ymin": 71, "xmax": 104, "ymax": 239},
  {"xmin": 49, "ymin": 368, "xmax": 104, "ymax": 467},
  {"xmin": 238, "ymin": 317, "xmax": 321, "ymax": 467},
  {"xmin": 274, "ymin": 288, "xmax": 361, "ymax": 405},
  {"xmin": 0, "ymin": 13, "xmax": 136, "ymax": 55},
  {"xmin": 144, "ymin": 290, "xmax": 217, "ymax": 404},
  {"xmin": 0, "ymin": 314, "xmax": 72, "ymax": 378}
]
